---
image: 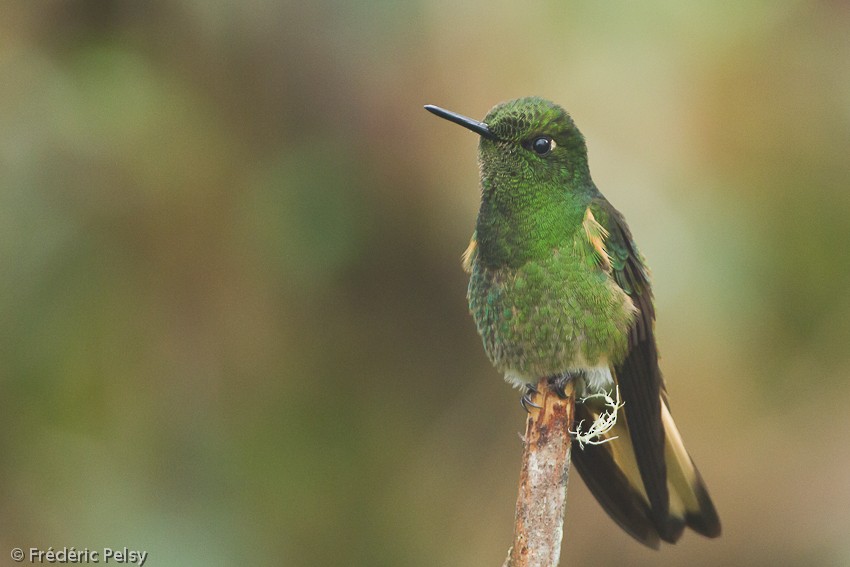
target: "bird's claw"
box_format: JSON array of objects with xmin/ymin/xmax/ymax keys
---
[
  {"xmin": 520, "ymin": 384, "xmax": 541, "ymax": 412},
  {"xmin": 547, "ymin": 373, "xmax": 574, "ymax": 399}
]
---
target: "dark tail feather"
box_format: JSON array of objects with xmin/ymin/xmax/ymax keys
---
[
  {"xmin": 572, "ymin": 397, "xmax": 720, "ymax": 547},
  {"xmin": 660, "ymin": 401, "xmax": 721, "ymax": 539},
  {"xmin": 573, "ymin": 402, "xmax": 660, "ymax": 549}
]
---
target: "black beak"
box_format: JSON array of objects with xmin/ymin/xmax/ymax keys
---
[{"xmin": 424, "ymin": 105, "xmax": 498, "ymax": 140}]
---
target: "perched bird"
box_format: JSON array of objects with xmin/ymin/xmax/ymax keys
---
[{"xmin": 425, "ymin": 97, "xmax": 720, "ymax": 548}]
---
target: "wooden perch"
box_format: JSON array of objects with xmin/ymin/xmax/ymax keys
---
[{"xmin": 503, "ymin": 378, "xmax": 576, "ymax": 567}]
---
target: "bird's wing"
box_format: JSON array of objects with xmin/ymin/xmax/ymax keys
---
[
  {"xmin": 580, "ymin": 197, "xmax": 680, "ymax": 541},
  {"xmin": 573, "ymin": 198, "xmax": 721, "ymax": 546}
]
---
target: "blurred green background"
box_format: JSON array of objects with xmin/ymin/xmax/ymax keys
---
[{"xmin": 2, "ymin": 2, "xmax": 849, "ymax": 566}]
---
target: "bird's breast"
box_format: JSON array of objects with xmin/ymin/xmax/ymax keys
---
[{"xmin": 467, "ymin": 249, "xmax": 634, "ymax": 378}]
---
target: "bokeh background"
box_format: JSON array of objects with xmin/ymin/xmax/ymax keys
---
[{"xmin": 2, "ymin": 2, "xmax": 849, "ymax": 566}]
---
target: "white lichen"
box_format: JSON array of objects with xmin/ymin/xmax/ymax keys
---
[{"xmin": 570, "ymin": 387, "xmax": 624, "ymax": 449}]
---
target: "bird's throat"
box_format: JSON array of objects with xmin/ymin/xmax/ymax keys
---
[{"xmin": 475, "ymin": 187, "xmax": 586, "ymax": 269}]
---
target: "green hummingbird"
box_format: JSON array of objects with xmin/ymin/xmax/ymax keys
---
[{"xmin": 425, "ymin": 97, "xmax": 720, "ymax": 548}]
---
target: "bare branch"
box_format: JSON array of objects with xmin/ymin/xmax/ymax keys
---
[{"xmin": 503, "ymin": 378, "xmax": 575, "ymax": 567}]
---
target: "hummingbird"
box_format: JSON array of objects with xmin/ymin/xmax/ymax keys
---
[{"xmin": 425, "ymin": 97, "xmax": 720, "ymax": 548}]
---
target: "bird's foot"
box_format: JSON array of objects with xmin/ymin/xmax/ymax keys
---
[
  {"xmin": 547, "ymin": 372, "xmax": 580, "ymax": 399},
  {"xmin": 520, "ymin": 384, "xmax": 541, "ymax": 412}
]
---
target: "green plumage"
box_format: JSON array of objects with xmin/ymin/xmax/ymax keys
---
[
  {"xmin": 467, "ymin": 239, "xmax": 634, "ymax": 381},
  {"xmin": 466, "ymin": 98, "xmax": 635, "ymax": 382},
  {"xmin": 426, "ymin": 97, "xmax": 720, "ymax": 548}
]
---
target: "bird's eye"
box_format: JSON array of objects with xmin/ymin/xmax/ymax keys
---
[{"xmin": 530, "ymin": 136, "xmax": 555, "ymax": 156}]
